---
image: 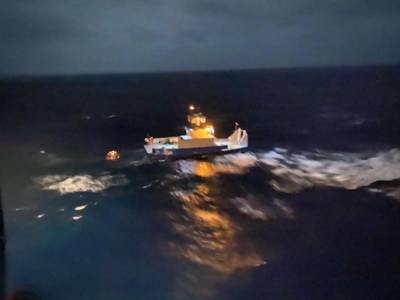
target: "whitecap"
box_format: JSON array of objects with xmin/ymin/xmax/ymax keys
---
[
  {"xmin": 260, "ymin": 148, "xmax": 400, "ymax": 194},
  {"xmin": 35, "ymin": 174, "xmax": 129, "ymax": 195},
  {"xmin": 74, "ymin": 204, "xmax": 88, "ymax": 211}
]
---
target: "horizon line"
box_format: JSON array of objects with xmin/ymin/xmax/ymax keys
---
[{"xmin": 1, "ymin": 62, "xmax": 399, "ymax": 80}]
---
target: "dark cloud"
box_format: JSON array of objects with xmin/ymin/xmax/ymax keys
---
[
  {"xmin": 0, "ymin": 0, "xmax": 399, "ymax": 75},
  {"xmin": 0, "ymin": 13, "xmax": 76, "ymax": 44}
]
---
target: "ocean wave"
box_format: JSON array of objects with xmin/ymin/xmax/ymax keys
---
[
  {"xmin": 231, "ymin": 196, "xmax": 295, "ymax": 221},
  {"xmin": 35, "ymin": 174, "xmax": 129, "ymax": 194},
  {"xmin": 169, "ymin": 184, "xmax": 265, "ymax": 273},
  {"xmin": 173, "ymin": 148, "xmax": 400, "ymax": 199},
  {"xmin": 261, "ymin": 148, "xmax": 400, "ymax": 194},
  {"xmin": 175, "ymin": 153, "xmax": 258, "ymax": 177},
  {"xmin": 128, "ymin": 156, "xmax": 151, "ymax": 167},
  {"xmin": 368, "ymin": 184, "xmax": 400, "ymax": 201}
]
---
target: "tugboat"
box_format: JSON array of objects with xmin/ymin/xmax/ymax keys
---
[{"xmin": 144, "ymin": 105, "xmax": 248, "ymax": 159}]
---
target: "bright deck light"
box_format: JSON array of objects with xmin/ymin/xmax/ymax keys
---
[{"xmin": 205, "ymin": 125, "xmax": 215, "ymax": 135}]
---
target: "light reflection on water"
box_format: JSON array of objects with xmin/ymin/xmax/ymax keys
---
[
  {"xmin": 163, "ymin": 148, "xmax": 400, "ymax": 298},
  {"xmin": 176, "ymin": 153, "xmax": 258, "ymax": 178},
  {"xmin": 5, "ymin": 147, "xmax": 400, "ymax": 299},
  {"xmin": 176, "ymin": 148, "xmax": 400, "ymax": 200},
  {"xmin": 167, "ymin": 159, "xmax": 265, "ymax": 299},
  {"xmin": 170, "ymin": 184, "xmax": 264, "ymax": 273}
]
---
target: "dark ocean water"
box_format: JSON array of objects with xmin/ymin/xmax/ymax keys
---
[{"xmin": 0, "ymin": 66, "xmax": 400, "ymax": 300}]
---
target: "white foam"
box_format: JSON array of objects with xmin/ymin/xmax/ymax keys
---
[
  {"xmin": 173, "ymin": 147, "xmax": 400, "ymax": 200},
  {"xmin": 369, "ymin": 186, "xmax": 400, "ymax": 201},
  {"xmin": 231, "ymin": 196, "xmax": 295, "ymax": 221},
  {"xmin": 231, "ymin": 197, "xmax": 268, "ymax": 220},
  {"xmin": 387, "ymin": 186, "xmax": 400, "ymax": 200},
  {"xmin": 35, "ymin": 174, "xmax": 129, "ymax": 194},
  {"xmin": 260, "ymin": 148, "xmax": 400, "ymax": 193},
  {"xmin": 74, "ymin": 204, "xmax": 88, "ymax": 211}
]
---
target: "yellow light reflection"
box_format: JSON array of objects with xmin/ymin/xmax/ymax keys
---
[
  {"xmin": 170, "ymin": 183, "xmax": 264, "ymax": 274},
  {"xmin": 194, "ymin": 162, "xmax": 216, "ymax": 177},
  {"xmin": 183, "ymin": 157, "xmax": 256, "ymax": 178},
  {"xmin": 167, "ymin": 163, "xmax": 267, "ymax": 299}
]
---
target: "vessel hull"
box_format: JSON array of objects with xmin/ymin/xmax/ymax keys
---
[{"xmin": 146, "ymin": 145, "xmax": 248, "ymax": 160}]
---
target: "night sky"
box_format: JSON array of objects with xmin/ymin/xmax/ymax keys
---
[{"xmin": 1, "ymin": 0, "xmax": 399, "ymax": 75}]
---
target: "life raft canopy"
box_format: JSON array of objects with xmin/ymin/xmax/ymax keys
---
[{"xmin": 105, "ymin": 150, "xmax": 120, "ymax": 161}]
